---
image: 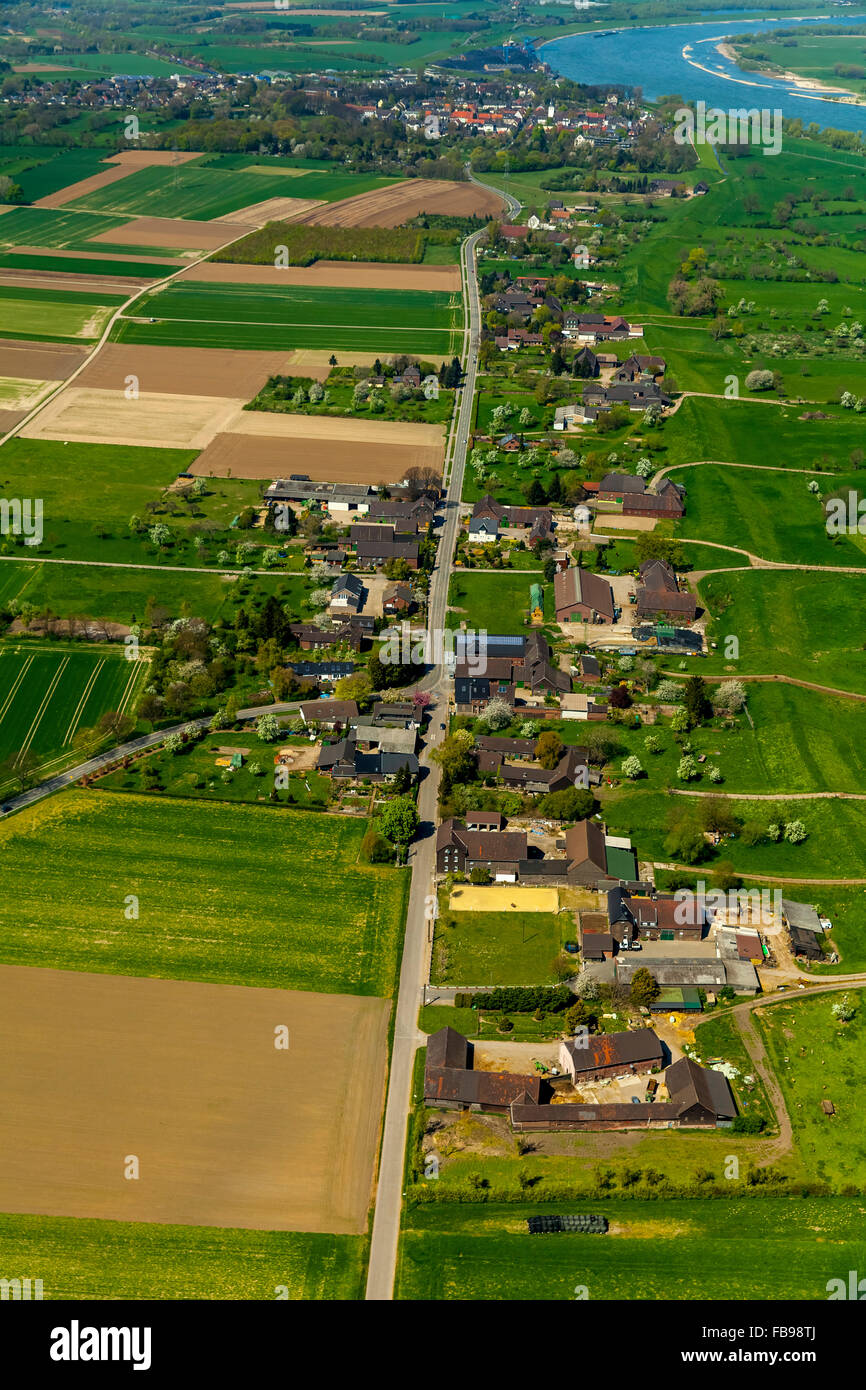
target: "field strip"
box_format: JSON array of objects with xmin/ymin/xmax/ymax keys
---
[
  {"xmin": 0, "ymin": 653, "xmax": 34, "ymax": 726},
  {"xmin": 63, "ymin": 659, "xmax": 104, "ymax": 746},
  {"xmin": 16, "ymin": 657, "xmax": 68, "ymax": 764},
  {"xmin": 120, "ymin": 314, "xmax": 455, "ymax": 333},
  {"xmin": 116, "ymin": 660, "xmax": 144, "ymax": 719}
]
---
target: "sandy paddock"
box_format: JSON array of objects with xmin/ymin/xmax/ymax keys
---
[
  {"xmin": 0, "ymin": 964, "xmax": 389, "ymax": 1234},
  {"xmin": 297, "ymin": 178, "xmax": 506, "ymax": 228},
  {"xmin": 593, "ymin": 514, "xmax": 659, "ymax": 533},
  {"xmin": 34, "ymin": 149, "xmax": 203, "ymax": 209},
  {"xmin": 19, "ymin": 386, "xmax": 248, "ymax": 450},
  {"xmin": 180, "ymin": 259, "xmax": 461, "ymax": 292},
  {"xmin": 87, "ymin": 216, "xmax": 251, "ymax": 252},
  {"xmin": 448, "ymin": 885, "xmax": 561, "ymax": 914},
  {"xmin": 76, "ymin": 343, "xmax": 296, "ymax": 398},
  {"xmin": 192, "ymin": 430, "xmax": 441, "ymax": 483},
  {"xmin": 0, "ymin": 339, "xmax": 88, "ymax": 380}
]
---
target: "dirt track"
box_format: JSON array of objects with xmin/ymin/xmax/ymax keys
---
[
  {"xmin": 179, "ymin": 259, "xmax": 461, "ymax": 291},
  {"xmin": 0, "ymin": 964, "xmax": 389, "ymax": 1233},
  {"xmin": 193, "ymin": 429, "xmax": 442, "ymax": 482},
  {"xmin": 297, "ymin": 179, "xmax": 506, "ymax": 228},
  {"xmin": 88, "ymin": 216, "xmax": 251, "ymax": 251},
  {"xmin": 34, "ymin": 149, "xmax": 203, "ymax": 209},
  {"xmin": 76, "ymin": 343, "xmax": 295, "ymax": 397}
]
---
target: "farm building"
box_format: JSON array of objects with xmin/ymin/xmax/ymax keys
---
[
  {"xmin": 554, "ymin": 567, "xmax": 615, "ymax": 624},
  {"xmin": 559, "ymin": 1028, "xmax": 663, "ymax": 1082}
]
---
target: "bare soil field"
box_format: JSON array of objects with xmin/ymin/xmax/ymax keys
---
[
  {"xmin": 215, "ymin": 196, "xmax": 325, "ymax": 226},
  {"xmin": 193, "ymin": 430, "xmax": 441, "ymax": 482},
  {"xmin": 0, "ymin": 269, "xmax": 157, "ymax": 295},
  {"xmin": 0, "ymin": 964, "xmax": 389, "ymax": 1234},
  {"xmin": 0, "ymin": 407, "xmax": 29, "ymax": 431},
  {"xmin": 0, "ymin": 339, "xmax": 88, "ymax": 379},
  {"xmin": 87, "ymin": 216, "xmax": 250, "ymax": 252},
  {"xmin": 76, "ymin": 343, "xmax": 294, "ymax": 398},
  {"xmin": 288, "ymin": 349, "xmax": 398, "ymax": 372},
  {"xmin": 20, "ymin": 386, "xmax": 247, "ymax": 450},
  {"xmin": 179, "ymin": 259, "xmax": 461, "ymax": 292},
  {"xmin": 234, "ymin": 411, "xmax": 443, "ymax": 448},
  {"xmin": 297, "ymin": 179, "xmax": 506, "ymax": 229},
  {"xmin": 35, "ymin": 150, "xmax": 203, "ymax": 209}
]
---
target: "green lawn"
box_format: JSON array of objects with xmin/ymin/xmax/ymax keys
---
[
  {"xmin": 661, "ymin": 396, "xmax": 866, "ymax": 474},
  {"xmin": 447, "ymin": 571, "xmax": 554, "ymax": 631},
  {"xmin": 431, "ymin": 909, "xmax": 563, "ymax": 986},
  {"xmin": 0, "ymin": 645, "xmax": 148, "ymax": 794},
  {"xmin": 398, "ymin": 1198, "xmax": 866, "ymax": 1300},
  {"xmin": 697, "ymin": 568, "xmax": 866, "ymax": 694},
  {"xmin": 0, "ymin": 284, "xmax": 126, "ymax": 342},
  {"xmin": 756, "ymin": 993, "xmax": 866, "ymax": 1188},
  {"xmin": 114, "ymin": 281, "xmax": 460, "ymax": 355},
  {"xmin": 0, "ymin": 1211, "xmax": 365, "ymax": 1299},
  {"xmin": 0, "ymin": 791, "xmax": 409, "ymax": 996}
]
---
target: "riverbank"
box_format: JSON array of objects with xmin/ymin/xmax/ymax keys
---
[{"xmin": 717, "ymin": 36, "xmax": 866, "ymax": 106}]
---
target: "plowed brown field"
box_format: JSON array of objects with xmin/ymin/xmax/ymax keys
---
[
  {"xmin": 87, "ymin": 216, "xmax": 249, "ymax": 251},
  {"xmin": 296, "ymin": 178, "xmax": 506, "ymax": 228},
  {"xmin": 0, "ymin": 965, "xmax": 389, "ymax": 1234},
  {"xmin": 178, "ymin": 259, "xmax": 461, "ymax": 291},
  {"xmin": 193, "ymin": 429, "xmax": 442, "ymax": 482},
  {"xmin": 214, "ymin": 196, "xmax": 325, "ymax": 226},
  {"xmin": 76, "ymin": 344, "xmax": 295, "ymax": 397},
  {"xmin": 0, "ymin": 339, "xmax": 88, "ymax": 379}
]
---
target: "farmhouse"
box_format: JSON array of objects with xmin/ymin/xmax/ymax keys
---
[
  {"xmin": 553, "ymin": 567, "xmax": 615, "ymax": 624},
  {"xmin": 467, "ymin": 495, "xmax": 553, "ymax": 544},
  {"xmin": 435, "ymin": 819, "xmax": 528, "ymax": 878},
  {"xmin": 453, "ymin": 633, "xmax": 570, "ymax": 713},
  {"xmin": 611, "ymin": 354, "xmax": 666, "ymax": 383},
  {"xmin": 559, "ymin": 1028, "xmax": 663, "ymax": 1082},
  {"xmin": 299, "ymin": 699, "xmax": 359, "ymax": 729},
  {"xmin": 355, "ymin": 537, "xmax": 419, "ymax": 570},
  {"xmin": 634, "ymin": 559, "xmax": 697, "ymax": 624},
  {"xmin": 330, "ymin": 573, "xmax": 365, "ymax": 615},
  {"xmin": 597, "ymin": 474, "xmax": 685, "ymax": 519},
  {"xmin": 608, "ymin": 886, "xmax": 705, "ymax": 943}
]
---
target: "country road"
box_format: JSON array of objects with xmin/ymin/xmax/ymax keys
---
[{"xmin": 364, "ymin": 213, "xmax": 491, "ymax": 1302}]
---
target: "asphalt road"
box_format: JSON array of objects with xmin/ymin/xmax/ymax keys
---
[{"xmin": 364, "ymin": 225, "xmax": 485, "ymax": 1301}]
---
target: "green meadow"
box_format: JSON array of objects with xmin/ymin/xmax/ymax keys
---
[
  {"xmin": 114, "ymin": 281, "xmax": 460, "ymax": 354},
  {"xmin": 398, "ymin": 1198, "xmax": 866, "ymax": 1301},
  {"xmin": 0, "ymin": 791, "xmax": 408, "ymax": 996},
  {"xmin": 0, "ymin": 207, "xmax": 128, "ymax": 251},
  {"xmin": 0, "ymin": 284, "xmax": 126, "ymax": 342},
  {"xmin": 697, "ymin": 568, "xmax": 866, "ymax": 693},
  {"xmin": 0, "ymin": 1211, "xmax": 365, "ymax": 1300}
]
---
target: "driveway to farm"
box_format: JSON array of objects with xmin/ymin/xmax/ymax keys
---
[{"xmin": 365, "ymin": 221, "xmax": 487, "ymax": 1302}]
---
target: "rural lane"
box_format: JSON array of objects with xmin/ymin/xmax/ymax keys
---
[{"xmin": 364, "ymin": 224, "xmax": 485, "ymax": 1302}]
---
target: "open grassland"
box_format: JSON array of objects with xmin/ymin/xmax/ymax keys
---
[
  {"xmin": 602, "ymin": 682, "xmax": 866, "ymax": 797},
  {"xmin": 0, "ymin": 646, "xmax": 146, "ymax": 794},
  {"xmin": 0, "ymin": 251, "xmax": 173, "ymax": 280},
  {"xmin": 114, "ymin": 280, "xmax": 460, "ymax": 354},
  {"xmin": 0, "ymin": 560, "xmax": 291, "ymax": 627},
  {"xmin": 0, "ymin": 965, "xmax": 388, "ymax": 1234},
  {"xmin": 671, "ymin": 464, "xmax": 866, "ymax": 565},
  {"xmin": 602, "ymin": 789, "xmax": 866, "ymax": 879},
  {"xmin": 698, "ymin": 569, "xmax": 866, "ymax": 693},
  {"xmin": 756, "ymin": 993, "xmax": 866, "ymax": 1188},
  {"xmin": 0, "ymin": 1211, "xmax": 365, "ymax": 1299},
  {"xmin": 398, "ymin": 1199, "xmax": 866, "ymax": 1301},
  {"xmin": 0, "ymin": 284, "xmax": 126, "ymax": 342},
  {"xmin": 0, "ymin": 791, "xmax": 409, "ymax": 996},
  {"xmin": 661, "ymin": 396, "xmax": 866, "ymax": 473}
]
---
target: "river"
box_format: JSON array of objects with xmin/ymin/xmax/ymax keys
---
[{"xmin": 544, "ymin": 13, "xmax": 866, "ymax": 133}]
